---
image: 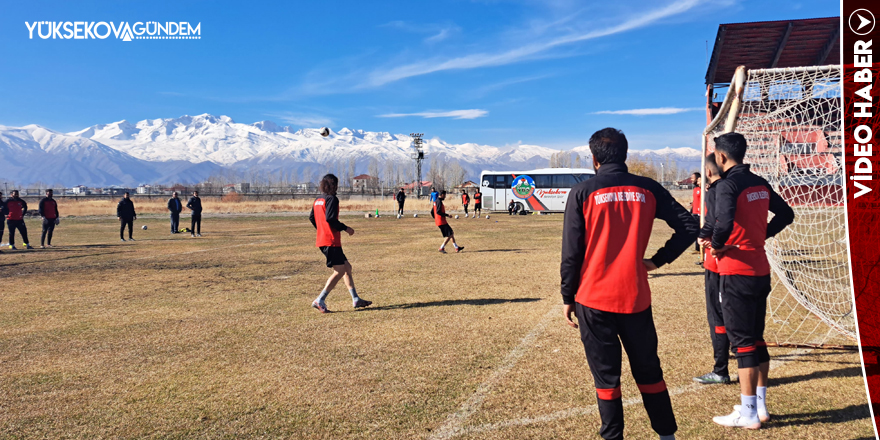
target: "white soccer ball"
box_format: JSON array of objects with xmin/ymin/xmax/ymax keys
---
[
  {"xmin": 485, "ymin": 215, "xmax": 490, "ymax": 219},
  {"xmin": 397, "ymin": 214, "xmax": 402, "ymax": 219},
  {"xmin": 455, "ymin": 215, "xmax": 459, "ymax": 219},
  {"xmin": 142, "ymin": 225, "xmax": 148, "ymax": 230},
  {"xmin": 319, "ymin": 127, "xmax": 330, "ymax": 137},
  {"xmin": 413, "ymin": 214, "xmax": 418, "ymax": 218}
]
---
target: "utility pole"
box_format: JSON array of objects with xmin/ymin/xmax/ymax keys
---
[{"xmin": 410, "ymin": 133, "xmax": 425, "ymax": 198}]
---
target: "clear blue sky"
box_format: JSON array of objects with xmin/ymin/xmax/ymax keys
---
[{"xmin": 0, "ymin": 0, "xmax": 838, "ymax": 150}]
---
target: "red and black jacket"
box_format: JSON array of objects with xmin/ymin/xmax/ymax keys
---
[
  {"xmin": 697, "ymin": 180, "xmax": 720, "ymax": 273},
  {"xmin": 461, "ymin": 193, "xmax": 469, "ymax": 205},
  {"xmin": 473, "ymin": 192, "xmax": 482, "ymax": 205},
  {"xmin": 692, "ymin": 185, "xmax": 701, "ymax": 215},
  {"xmin": 711, "ymin": 164, "xmax": 794, "ymax": 276},
  {"xmin": 5, "ymin": 197, "xmax": 28, "ymax": 221},
  {"xmin": 561, "ymin": 163, "xmax": 698, "ymax": 314},
  {"xmin": 309, "ymin": 194, "xmax": 348, "ymax": 247},
  {"xmin": 432, "ymin": 200, "xmax": 449, "ymax": 226},
  {"xmin": 39, "ymin": 197, "xmax": 59, "ymax": 220}
]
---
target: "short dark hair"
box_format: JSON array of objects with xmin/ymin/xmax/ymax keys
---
[
  {"xmin": 714, "ymin": 132, "xmax": 747, "ymax": 163},
  {"xmin": 440, "ymin": 190, "xmax": 447, "ymax": 195},
  {"xmin": 124, "ymin": 191, "xmax": 130, "ymax": 196},
  {"xmin": 705, "ymin": 153, "xmax": 720, "ymax": 175},
  {"xmin": 692, "ymin": 172, "xmax": 701, "ymax": 179},
  {"xmin": 319, "ymin": 174, "xmax": 339, "ymax": 195},
  {"xmin": 589, "ymin": 127, "xmax": 628, "ymax": 165}
]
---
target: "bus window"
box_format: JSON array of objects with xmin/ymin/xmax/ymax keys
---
[
  {"xmin": 552, "ymin": 174, "xmax": 579, "ymax": 188},
  {"xmin": 532, "ymin": 174, "xmax": 552, "ymax": 188},
  {"xmin": 573, "ymin": 174, "xmax": 593, "ymax": 183},
  {"xmin": 495, "ymin": 175, "xmax": 511, "ymax": 188}
]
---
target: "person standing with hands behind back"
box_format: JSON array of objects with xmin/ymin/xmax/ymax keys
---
[
  {"xmin": 5, "ymin": 190, "xmax": 33, "ymax": 250},
  {"xmin": 117, "ymin": 192, "xmax": 136, "ymax": 242},
  {"xmin": 39, "ymin": 189, "xmax": 60, "ymax": 248},
  {"xmin": 560, "ymin": 128, "xmax": 697, "ymax": 440},
  {"xmin": 187, "ymin": 190, "xmax": 202, "ymax": 237},
  {"xmin": 167, "ymin": 191, "xmax": 183, "ymax": 234}
]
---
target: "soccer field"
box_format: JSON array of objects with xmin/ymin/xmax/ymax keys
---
[{"xmin": 0, "ymin": 213, "xmax": 871, "ymax": 439}]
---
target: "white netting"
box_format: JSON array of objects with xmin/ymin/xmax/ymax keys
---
[{"xmin": 706, "ymin": 65, "xmax": 852, "ymax": 346}]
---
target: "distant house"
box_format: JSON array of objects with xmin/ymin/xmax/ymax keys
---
[
  {"xmin": 352, "ymin": 174, "xmax": 379, "ymax": 192},
  {"xmin": 402, "ymin": 180, "xmax": 433, "ymax": 195},
  {"xmin": 453, "ymin": 180, "xmax": 479, "ymax": 195},
  {"xmin": 71, "ymin": 185, "xmax": 90, "ymax": 195},
  {"xmin": 678, "ymin": 176, "xmax": 698, "ymax": 188}
]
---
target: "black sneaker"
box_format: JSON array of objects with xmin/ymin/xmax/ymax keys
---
[
  {"xmin": 353, "ymin": 299, "xmax": 372, "ymax": 309},
  {"xmin": 693, "ymin": 372, "xmax": 731, "ymax": 384}
]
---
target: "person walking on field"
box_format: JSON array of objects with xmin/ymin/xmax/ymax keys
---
[
  {"xmin": 117, "ymin": 192, "xmax": 137, "ymax": 242},
  {"xmin": 5, "ymin": 190, "xmax": 33, "ymax": 250},
  {"xmin": 396, "ymin": 188, "xmax": 406, "ymax": 215},
  {"xmin": 38, "ymin": 189, "xmax": 60, "ymax": 248},
  {"xmin": 461, "ymin": 190, "xmax": 470, "ymax": 217},
  {"xmin": 432, "ymin": 190, "xmax": 464, "ymax": 254},
  {"xmin": 187, "ymin": 190, "xmax": 202, "ymax": 237},
  {"xmin": 167, "ymin": 191, "xmax": 183, "ymax": 234},
  {"xmin": 561, "ymin": 128, "xmax": 698, "ymax": 440},
  {"xmin": 473, "ymin": 189, "xmax": 482, "ymax": 218},
  {"xmin": 707, "ymin": 133, "xmax": 793, "ymax": 429},
  {"xmin": 309, "ymin": 174, "xmax": 372, "ymax": 313}
]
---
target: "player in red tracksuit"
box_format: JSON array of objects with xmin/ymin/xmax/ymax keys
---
[
  {"xmin": 690, "ymin": 172, "xmax": 702, "ymax": 254},
  {"xmin": 39, "ymin": 189, "xmax": 60, "ymax": 248},
  {"xmin": 5, "ymin": 190, "xmax": 33, "ymax": 250},
  {"xmin": 432, "ymin": 191, "xmax": 463, "ymax": 253},
  {"xmin": 308, "ymin": 174, "xmax": 372, "ymax": 313},
  {"xmin": 561, "ymin": 128, "xmax": 698, "ymax": 440},
  {"xmin": 472, "ymin": 191, "xmax": 482, "ymax": 218},
  {"xmin": 708, "ymin": 133, "xmax": 794, "ymax": 429},
  {"xmin": 461, "ymin": 191, "xmax": 470, "ymax": 217},
  {"xmin": 693, "ymin": 154, "xmax": 731, "ymax": 385}
]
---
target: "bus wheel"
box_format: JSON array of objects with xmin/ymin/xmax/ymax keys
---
[{"xmin": 515, "ymin": 202, "xmax": 526, "ymax": 214}]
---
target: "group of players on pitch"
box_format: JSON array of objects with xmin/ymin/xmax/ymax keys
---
[
  {"xmin": 307, "ymin": 127, "xmax": 793, "ymax": 437},
  {"xmin": 0, "ymin": 189, "xmax": 60, "ymax": 250}
]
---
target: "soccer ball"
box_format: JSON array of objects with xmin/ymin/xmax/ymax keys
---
[
  {"xmin": 319, "ymin": 127, "xmax": 330, "ymax": 137},
  {"xmin": 485, "ymin": 215, "xmax": 490, "ymax": 219},
  {"xmin": 397, "ymin": 214, "xmax": 402, "ymax": 219},
  {"xmin": 142, "ymin": 225, "xmax": 148, "ymax": 230},
  {"xmin": 413, "ymin": 214, "xmax": 418, "ymax": 218},
  {"xmin": 455, "ymin": 215, "xmax": 459, "ymax": 219}
]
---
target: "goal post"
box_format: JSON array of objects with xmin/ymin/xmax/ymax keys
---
[{"xmin": 702, "ymin": 64, "xmax": 852, "ymax": 346}]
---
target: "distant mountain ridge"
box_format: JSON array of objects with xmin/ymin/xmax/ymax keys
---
[{"xmin": 0, "ymin": 114, "xmax": 702, "ymax": 186}]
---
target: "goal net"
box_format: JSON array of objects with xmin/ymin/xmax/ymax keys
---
[{"xmin": 704, "ymin": 65, "xmax": 852, "ymax": 347}]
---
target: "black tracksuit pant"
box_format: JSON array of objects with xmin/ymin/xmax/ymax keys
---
[
  {"xmin": 692, "ymin": 214, "xmax": 701, "ymax": 251},
  {"xmin": 463, "ymin": 204, "xmax": 468, "ymax": 215},
  {"xmin": 120, "ymin": 218, "xmax": 133, "ymax": 239},
  {"xmin": 720, "ymin": 274, "xmax": 772, "ymax": 369},
  {"xmin": 7, "ymin": 219, "xmax": 29, "ymax": 246},
  {"xmin": 576, "ymin": 303, "xmax": 677, "ymax": 440},
  {"xmin": 705, "ymin": 270, "xmax": 730, "ymax": 376},
  {"xmin": 397, "ymin": 202, "xmax": 404, "ymax": 215},
  {"xmin": 170, "ymin": 212, "xmax": 180, "ymax": 233},
  {"xmin": 191, "ymin": 213, "xmax": 201, "ymax": 234},
  {"xmin": 41, "ymin": 218, "xmax": 56, "ymax": 246}
]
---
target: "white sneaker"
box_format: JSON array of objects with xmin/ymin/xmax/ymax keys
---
[
  {"xmin": 734, "ymin": 405, "xmax": 770, "ymax": 422},
  {"xmin": 713, "ymin": 409, "xmax": 761, "ymax": 429}
]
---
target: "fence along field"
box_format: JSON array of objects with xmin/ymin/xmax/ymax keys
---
[{"xmin": 0, "ymin": 214, "xmax": 870, "ymax": 438}]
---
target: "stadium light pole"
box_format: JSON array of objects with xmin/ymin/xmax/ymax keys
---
[{"xmin": 410, "ymin": 133, "xmax": 425, "ymax": 198}]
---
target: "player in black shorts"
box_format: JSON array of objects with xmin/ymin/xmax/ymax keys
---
[
  {"xmin": 432, "ymin": 191, "xmax": 463, "ymax": 253},
  {"xmin": 473, "ymin": 190, "xmax": 482, "ymax": 218}
]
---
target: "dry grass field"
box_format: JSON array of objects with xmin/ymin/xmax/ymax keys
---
[{"xmin": 0, "ymin": 210, "xmax": 872, "ymax": 439}]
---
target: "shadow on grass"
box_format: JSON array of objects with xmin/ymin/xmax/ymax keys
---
[
  {"xmin": 0, "ymin": 252, "xmax": 122, "ymax": 267},
  {"xmin": 469, "ymin": 249, "xmax": 528, "ymax": 253},
  {"xmin": 770, "ymin": 366, "xmax": 863, "ymax": 388},
  {"xmin": 649, "ymin": 271, "xmax": 704, "ymax": 278},
  {"xmin": 767, "ymin": 403, "xmax": 870, "ymax": 428},
  {"xmin": 364, "ymin": 297, "xmax": 541, "ymax": 311}
]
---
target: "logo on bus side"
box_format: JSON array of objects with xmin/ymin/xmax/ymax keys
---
[{"xmin": 512, "ymin": 175, "xmax": 536, "ymax": 199}]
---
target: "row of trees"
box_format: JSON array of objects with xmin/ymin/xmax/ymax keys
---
[{"xmin": 547, "ymin": 150, "xmax": 691, "ymax": 183}]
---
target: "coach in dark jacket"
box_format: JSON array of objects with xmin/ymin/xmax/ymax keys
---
[
  {"xmin": 395, "ymin": 188, "xmax": 406, "ymax": 215},
  {"xmin": 186, "ymin": 191, "xmax": 202, "ymax": 237},
  {"xmin": 167, "ymin": 192, "xmax": 183, "ymax": 234},
  {"xmin": 117, "ymin": 192, "xmax": 137, "ymax": 241}
]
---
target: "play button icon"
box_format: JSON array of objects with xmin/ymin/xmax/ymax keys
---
[{"xmin": 849, "ymin": 9, "xmax": 876, "ymax": 36}]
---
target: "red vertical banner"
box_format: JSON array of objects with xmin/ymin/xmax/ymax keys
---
[{"xmin": 845, "ymin": 0, "xmax": 880, "ymax": 433}]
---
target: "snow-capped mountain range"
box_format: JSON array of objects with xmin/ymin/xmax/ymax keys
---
[{"xmin": 0, "ymin": 114, "xmax": 702, "ymax": 187}]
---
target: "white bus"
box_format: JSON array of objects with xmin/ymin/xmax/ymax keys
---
[{"xmin": 479, "ymin": 168, "xmax": 595, "ymax": 213}]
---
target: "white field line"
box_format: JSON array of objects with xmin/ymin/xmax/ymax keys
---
[
  {"xmin": 433, "ymin": 327, "xmax": 812, "ymax": 439},
  {"xmin": 427, "ymin": 305, "xmax": 561, "ymax": 440}
]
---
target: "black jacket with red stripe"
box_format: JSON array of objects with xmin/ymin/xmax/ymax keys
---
[
  {"xmin": 561, "ymin": 163, "xmax": 698, "ymax": 313},
  {"xmin": 309, "ymin": 194, "xmax": 348, "ymax": 247},
  {"xmin": 698, "ymin": 180, "xmax": 720, "ymax": 273},
  {"xmin": 39, "ymin": 197, "xmax": 60, "ymax": 219},
  {"xmin": 5, "ymin": 197, "xmax": 28, "ymax": 221},
  {"xmin": 710, "ymin": 164, "xmax": 794, "ymax": 276}
]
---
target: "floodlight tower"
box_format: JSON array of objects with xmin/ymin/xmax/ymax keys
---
[{"xmin": 410, "ymin": 133, "xmax": 425, "ymax": 198}]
